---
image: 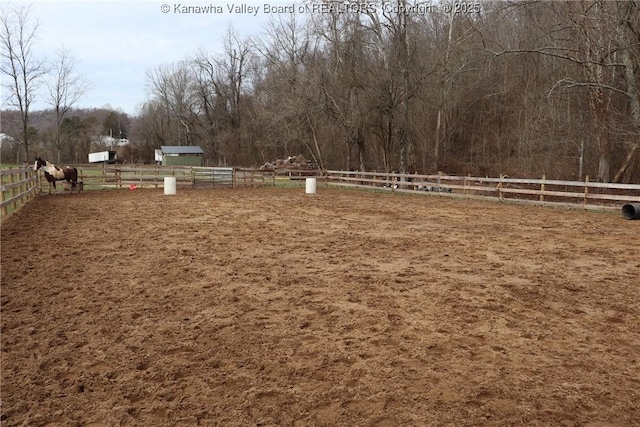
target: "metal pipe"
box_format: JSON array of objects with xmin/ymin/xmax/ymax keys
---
[{"xmin": 621, "ymin": 203, "xmax": 640, "ymax": 220}]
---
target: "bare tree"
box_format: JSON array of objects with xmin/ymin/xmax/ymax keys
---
[
  {"xmin": 0, "ymin": 5, "xmax": 47, "ymax": 162},
  {"xmin": 189, "ymin": 29, "xmax": 253, "ymax": 163},
  {"xmin": 253, "ymin": 13, "xmax": 326, "ymax": 167},
  {"xmin": 482, "ymin": 1, "xmax": 640, "ymax": 181},
  {"xmin": 146, "ymin": 61, "xmax": 196, "ymax": 145},
  {"xmin": 314, "ymin": 9, "xmax": 369, "ymax": 171},
  {"xmin": 190, "ymin": 52, "xmax": 223, "ymax": 160},
  {"xmin": 46, "ymin": 46, "xmax": 92, "ymax": 163},
  {"xmin": 215, "ymin": 28, "xmax": 252, "ymax": 130}
]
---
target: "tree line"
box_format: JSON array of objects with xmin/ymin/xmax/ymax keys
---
[{"xmin": 2, "ymin": 2, "xmax": 639, "ymax": 182}]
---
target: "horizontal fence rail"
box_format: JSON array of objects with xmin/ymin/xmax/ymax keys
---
[
  {"xmin": 324, "ymin": 171, "xmax": 640, "ymax": 211},
  {"xmin": 0, "ymin": 168, "xmax": 38, "ymax": 219}
]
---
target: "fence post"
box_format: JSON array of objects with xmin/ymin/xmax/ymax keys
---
[
  {"xmin": 31, "ymin": 170, "xmax": 36, "ymax": 198},
  {"xmin": 18, "ymin": 170, "xmax": 25, "ymax": 203},
  {"xmin": 23, "ymin": 170, "xmax": 30, "ymax": 201},
  {"xmin": 497, "ymin": 174, "xmax": 504, "ymax": 201},
  {"xmin": 0, "ymin": 172, "xmax": 6, "ymax": 218},
  {"xmin": 9, "ymin": 172, "xmax": 17, "ymax": 211},
  {"xmin": 583, "ymin": 175, "xmax": 589, "ymax": 206},
  {"xmin": 540, "ymin": 174, "xmax": 545, "ymax": 202}
]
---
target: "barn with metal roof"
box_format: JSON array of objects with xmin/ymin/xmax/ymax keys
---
[{"xmin": 157, "ymin": 146, "xmax": 204, "ymax": 166}]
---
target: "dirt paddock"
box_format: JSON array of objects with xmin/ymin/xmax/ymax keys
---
[{"xmin": 1, "ymin": 187, "xmax": 639, "ymax": 426}]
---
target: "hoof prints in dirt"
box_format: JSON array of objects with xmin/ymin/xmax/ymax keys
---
[{"xmin": 1, "ymin": 189, "xmax": 639, "ymax": 426}]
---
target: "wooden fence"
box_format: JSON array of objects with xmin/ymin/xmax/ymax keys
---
[
  {"xmin": 0, "ymin": 168, "xmax": 38, "ymax": 220},
  {"xmin": 324, "ymin": 170, "xmax": 640, "ymax": 211},
  {"xmin": 35, "ymin": 165, "xmax": 277, "ymax": 192},
  {"xmin": 3, "ymin": 165, "xmax": 639, "ymax": 218}
]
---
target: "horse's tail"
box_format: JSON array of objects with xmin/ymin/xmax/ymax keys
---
[{"xmin": 71, "ymin": 167, "xmax": 78, "ymax": 188}]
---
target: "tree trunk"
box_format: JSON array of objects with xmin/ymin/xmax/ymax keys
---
[
  {"xmin": 592, "ymin": 89, "xmax": 611, "ymax": 182},
  {"xmin": 356, "ymin": 127, "xmax": 366, "ymax": 172},
  {"xmin": 434, "ymin": 108, "xmax": 442, "ymax": 170},
  {"xmin": 399, "ymin": 0, "xmax": 410, "ymax": 174},
  {"xmin": 433, "ymin": 9, "xmax": 456, "ymax": 171}
]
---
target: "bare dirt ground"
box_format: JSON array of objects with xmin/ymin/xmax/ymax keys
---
[{"xmin": 1, "ymin": 187, "xmax": 639, "ymax": 427}]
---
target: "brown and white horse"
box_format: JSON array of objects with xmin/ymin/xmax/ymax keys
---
[{"xmin": 33, "ymin": 157, "xmax": 79, "ymax": 194}]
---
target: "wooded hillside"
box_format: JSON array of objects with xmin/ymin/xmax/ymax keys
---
[{"xmin": 3, "ymin": 1, "xmax": 639, "ymax": 182}]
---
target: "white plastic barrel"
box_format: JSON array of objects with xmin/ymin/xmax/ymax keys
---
[
  {"xmin": 164, "ymin": 176, "xmax": 177, "ymax": 195},
  {"xmin": 305, "ymin": 178, "xmax": 317, "ymax": 194}
]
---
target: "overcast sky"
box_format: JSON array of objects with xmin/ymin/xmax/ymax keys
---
[{"xmin": 8, "ymin": 0, "xmax": 293, "ymax": 116}]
